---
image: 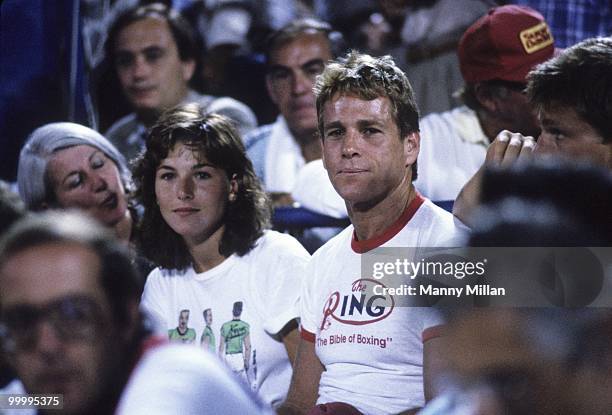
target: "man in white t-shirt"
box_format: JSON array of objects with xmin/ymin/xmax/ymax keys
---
[
  {"xmin": 414, "ymin": 5, "xmax": 556, "ymax": 201},
  {"xmin": 279, "ymin": 52, "xmax": 466, "ymax": 415}
]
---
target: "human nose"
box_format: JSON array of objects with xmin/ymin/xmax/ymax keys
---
[
  {"xmin": 534, "ymin": 132, "xmax": 557, "ymax": 156},
  {"xmin": 176, "ymin": 177, "xmax": 194, "ymax": 200},
  {"xmin": 35, "ymin": 321, "xmax": 64, "ymax": 356},
  {"xmin": 291, "ymin": 70, "xmax": 312, "ymax": 95},
  {"xmin": 92, "ymin": 173, "xmax": 108, "ymax": 192},
  {"xmin": 341, "ymin": 129, "xmax": 360, "ymax": 158},
  {"xmin": 131, "ymin": 55, "xmax": 151, "ymax": 80}
]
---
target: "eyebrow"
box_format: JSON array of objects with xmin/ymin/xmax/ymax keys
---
[
  {"xmin": 157, "ymin": 162, "xmax": 214, "ymax": 171},
  {"xmin": 268, "ymin": 58, "xmax": 325, "ymax": 73}
]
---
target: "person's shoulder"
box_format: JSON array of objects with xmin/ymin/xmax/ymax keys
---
[
  {"xmin": 415, "ymin": 199, "xmax": 469, "ymax": 244},
  {"xmin": 244, "ymin": 123, "xmax": 274, "ymax": 150},
  {"xmin": 146, "ymin": 266, "xmax": 195, "ymax": 283},
  {"xmin": 311, "ymin": 225, "xmax": 354, "ymax": 260},
  {"xmin": 105, "ymin": 113, "xmax": 138, "ymax": 141},
  {"xmin": 420, "ymin": 105, "xmax": 475, "ymax": 135},
  {"xmin": 252, "ymin": 230, "xmax": 311, "ymax": 258}
]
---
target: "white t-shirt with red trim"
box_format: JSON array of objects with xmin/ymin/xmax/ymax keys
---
[{"xmin": 300, "ymin": 194, "xmax": 466, "ymax": 415}]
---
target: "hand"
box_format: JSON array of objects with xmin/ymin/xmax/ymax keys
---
[{"xmin": 485, "ymin": 130, "xmax": 536, "ymax": 168}]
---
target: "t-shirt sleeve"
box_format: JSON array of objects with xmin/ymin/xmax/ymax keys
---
[
  {"xmin": 420, "ymin": 308, "xmax": 446, "ymax": 343},
  {"xmin": 256, "ymin": 233, "xmax": 311, "ymax": 335},
  {"xmin": 140, "ymin": 269, "xmax": 171, "ymax": 335},
  {"xmin": 299, "ymin": 255, "xmax": 319, "ymax": 342}
]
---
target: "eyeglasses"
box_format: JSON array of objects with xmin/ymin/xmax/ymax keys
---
[{"xmin": 0, "ymin": 295, "xmax": 106, "ymax": 352}]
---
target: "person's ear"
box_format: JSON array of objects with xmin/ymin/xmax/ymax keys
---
[
  {"xmin": 403, "ymin": 131, "xmax": 420, "ymax": 167},
  {"xmin": 181, "ymin": 58, "xmax": 196, "ymax": 82},
  {"xmin": 266, "ymin": 75, "xmax": 281, "ymax": 106},
  {"xmin": 474, "ymin": 83, "xmax": 499, "ymax": 113},
  {"xmin": 228, "ymin": 174, "xmax": 238, "ymax": 202}
]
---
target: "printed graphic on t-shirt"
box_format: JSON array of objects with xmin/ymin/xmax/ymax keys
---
[
  {"xmin": 200, "ymin": 308, "xmax": 215, "ymax": 351},
  {"xmin": 218, "ymin": 301, "xmax": 257, "ymax": 389},
  {"xmin": 317, "ymin": 278, "xmax": 395, "ymax": 350},
  {"xmin": 168, "ymin": 309, "xmax": 196, "ymax": 343}
]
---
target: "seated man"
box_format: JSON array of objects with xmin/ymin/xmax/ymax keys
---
[
  {"xmin": 279, "ymin": 51, "xmax": 466, "ymax": 415},
  {"xmin": 414, "ymin": 5, "xmax": 555, "ymax": 201},
  {"xmin": 454, "ymin": 36, "xmax": 612, "ymax": 224},
  {"xmin": 104, "ymin": 3, "xmax": 257, "ymax": 161},
  {"xmin": 0, "ymin": 211, "xmax": 268, "ymax": 414},
  {"xmin": 245, "ymin": 18, "xmax": 345, "ymax": 216}
]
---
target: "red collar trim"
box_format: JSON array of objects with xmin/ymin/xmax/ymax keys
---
[{"xmin": 351, "ymin": 193, "xmax": 425, "ymax": 254}]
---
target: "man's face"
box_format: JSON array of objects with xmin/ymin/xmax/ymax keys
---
[
  {"xmin": 321, "ymin": 94, "xmax": 418, "ymax": 209},
  {"xmin": 266, "ymin": 33, "xmax": 332, "ymax": 140},
  {"xmin": 114, "ymin": 17, "xmax": 195, "ymax": 116},
  {"xmin": 204, "ymin": 310, "xmax": 212, "ymax": 325},
  {"xmin": 0, "ymin": 243, "xmax": 118, "ymax": 414},
  {"xmin": 179, "ymin": 310, "xmax": 189, "ymax": 329},
  {"xmin": 535, "ymin": 104, "xmax": 610, "ymax": 167},
  {"xmin": 497, "ymin": 87, "xmax": 540, "ymax": 138}
]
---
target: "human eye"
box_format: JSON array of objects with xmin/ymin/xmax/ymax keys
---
[
  {"xmin": 91, "ymin": 156, "xmax": 105, "ymax": 169},
  {"xmin": 545, "ymin": 127, "xmax": 566, "ymax": 141},
  {"xmin": 195, "ymin": 171, "xmax": 211, "ymax": 180},
  {"xmin": 363, "ymin": 127, "xmax": 381, "ymax": 136},
  {"xmin": 304, "ymin": 62, "xmax": 325, "ymax": 78},
  {"xmin": 144, "ymin": 48, "xmax": 164, "ymax": 64},
  {"xmin": 66, "ymin": 174, "xmax": 83, "ymax": 189},
  {"xmin": 325, "ymin": 128, "xmax": 343, "ymax": 140},
  {"xmin": 115, "ymin": 52, "xmax": 134, "ymax": 68},
  {"xmin": 269, "ymin": 68, "xmax": 291, "ymax": 83},
  {"xmin": 157, "ymin": 171, "xmax": 175, "ymax": 181}
]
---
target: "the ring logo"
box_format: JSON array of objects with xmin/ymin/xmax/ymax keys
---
[{"xmin": 320, "ymin": 279, "xmax": 395, "ymax": 331}]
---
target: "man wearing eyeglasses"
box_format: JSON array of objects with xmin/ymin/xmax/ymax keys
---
[
  {"xmin": 413, "ymin": 5, "xmax": 556, "ymax": 201},
  {"xmin": 0, "ymin": 212, "xmax": 269, "ymax": 414}
]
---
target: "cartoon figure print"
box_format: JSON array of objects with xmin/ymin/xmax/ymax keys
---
[
  {"xmin": 168, "ymin": 309, "xmax": 196, "ymax": 343},
  {"xmin": 219, "ymin": 301, "xmax": 251, "ymax": 383},
  {"xmin": 200, "ymin": 308, "xmax": 215, "ymax": 351}
]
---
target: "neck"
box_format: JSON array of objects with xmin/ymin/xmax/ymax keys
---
[
  {"xmin": 138, "ymin": 89, "xmax": 189, "ymax": 127},
  {"xmin": 291, "ymin": 127, "xmax": 321, "ymax": 162},
  {"xmin": 477, "ymin": 109, "xmax": 511, "ymax": 143},
  {"xmin": 349, "ymin": 179, "xmax": 415, "ymax": 241},
  {"xmin": 185, "ymin": 224, "xmax": 228, "ymax": 273},
  {"xmin": 114, "ymin": 211, "xmax": 133, "ymax": 245}
]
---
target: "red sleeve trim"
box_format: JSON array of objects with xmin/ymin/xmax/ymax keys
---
[
  {"xmin": 351, "ymin": 193, "xmax": 425, "ymax": 253},
  {"xmin": 422, "ymin": 324, "xmax": 445, "ymax": 343},
  {"xmin": 300, "ymin": 328, "xmax": 316, "ymax": 343}
]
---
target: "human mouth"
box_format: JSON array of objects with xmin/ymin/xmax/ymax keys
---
[
  {"xmin": 338, "ymin": 168, "xmax": 368, "ymax": 175},
  {"xmin": 100, "ymin": 193, "xmax": 118, "ymax": 209},
  {"xmin": 173, "ymin": 207, "xmax": 200, "ymax": 217}
]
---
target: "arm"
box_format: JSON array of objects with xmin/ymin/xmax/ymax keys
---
[
  {"xmin": 280, "ymin": 319, "xmax": 300, "ymax": 366},
  {"xmin": 218, "ymin": 333, "xmax": 225, "ymax": 357},
  {"xmin": 277, "ymin": 337, "xmax": 324, "ymax": 415},
  {"xmin": 453, "ymin": 130, "xmax": 535, "ymax": 225}
]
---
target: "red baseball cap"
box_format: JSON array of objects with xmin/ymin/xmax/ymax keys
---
[{"xmin": 458, "ymin": 5, "xmax": 555, "ymax": 83}]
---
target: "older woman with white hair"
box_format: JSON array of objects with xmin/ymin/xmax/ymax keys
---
[{"xmin": 17, "ymin": 122, "xmax": 133, "ymax": 242}]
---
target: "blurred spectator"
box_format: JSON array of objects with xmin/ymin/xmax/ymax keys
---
[
  {"xmin": 0, "ymin": 211, "xmax": 268, "ymax": 414},
  {"xmin": 103, "ymin": 2, "xmax": 257, "ymax": 162},
  {"xmin": 382, "ymin": 0, "xmax": 496, "ymax": 116},
  {"xmin": 414, "ymin": 4, "xmax": 555, "ymax": 201},
  {"xmin": 454, "ymin": 36, "xmax": 612, "ymax": 223},
  {"xmin": 17, "ymin": 122, "xmax": 134, "ymax": 244}
]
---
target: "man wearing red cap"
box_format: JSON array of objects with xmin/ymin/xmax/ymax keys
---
[{"xmin": 414, "ymin": 5, "xmax": 555, "ymax": 201}]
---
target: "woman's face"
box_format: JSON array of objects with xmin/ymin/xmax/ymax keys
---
[
  {"xmin": 47, "ymin": 145, "xmax": 128, "ymax": 226},
  {"xmin": 154, "ymin": 142, "xmax": 234, "ymax": 246}
]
